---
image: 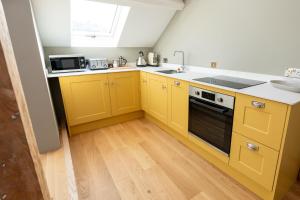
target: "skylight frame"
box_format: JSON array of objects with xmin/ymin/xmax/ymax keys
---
[{"xmin": 71, "ymin": 0, "xmax": 130, "ymax": 47}]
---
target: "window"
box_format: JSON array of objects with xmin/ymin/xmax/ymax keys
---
[{"xmin": 71, "ymin": 0, "xmax": 130, "ymax": 47}]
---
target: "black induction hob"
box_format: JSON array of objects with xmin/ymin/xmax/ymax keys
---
[{"xmin": 193, "ymin": 75, "xmax": 266, "ymax": 89}]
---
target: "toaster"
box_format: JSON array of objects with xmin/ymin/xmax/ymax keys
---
[{"xmin": 88, "ymin": 58, "xmax": 108, "ymax": 70}]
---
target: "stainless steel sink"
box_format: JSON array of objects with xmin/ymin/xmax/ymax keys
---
[{"xmin": 156, "ymin": 70, "xmax": 183, "ymax": 74}]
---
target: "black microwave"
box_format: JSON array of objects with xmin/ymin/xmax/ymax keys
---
[{"xmin": 49, "ymin": 55, "xmax": 86, "ymax": 73}]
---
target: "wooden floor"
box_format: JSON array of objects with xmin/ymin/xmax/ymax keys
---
[
  {"xmin": 41, "ymin": 124, "xmax": 78, "ymax": 200},
  {"xmin": 70, "ymin": 118, "xmax": 262, "ymax": 200}
]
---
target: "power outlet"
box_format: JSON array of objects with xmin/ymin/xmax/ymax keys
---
[
  {"xmin": 285, "ymin": 68, "xmax": 300, "ymax": 78},
  {"xmin": 210, "ymin": 62, "xmax": 217, "ymax": 68}
]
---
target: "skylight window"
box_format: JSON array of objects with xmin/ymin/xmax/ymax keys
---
[{"xmin": 71, "ymin": 0, "xmax": 130, "ymax": 47}]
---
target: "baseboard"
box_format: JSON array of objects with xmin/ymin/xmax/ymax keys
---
[{"xmin": 69, "ymin": 110, "xmax": 144, "ymax": 136}]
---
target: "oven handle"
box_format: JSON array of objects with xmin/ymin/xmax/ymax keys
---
[{"xmin": 189, "ymin": 99, "xmax": 228, "ymax": 114}]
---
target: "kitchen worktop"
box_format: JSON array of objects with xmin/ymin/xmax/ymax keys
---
[{"xmin": 47, "ymin": 63, "xmax": 300, "ymax": 105}]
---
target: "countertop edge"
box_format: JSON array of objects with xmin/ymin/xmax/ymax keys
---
[{"xmin": 47, "ymin": 66, "xmax": 300, "ymax": 106}]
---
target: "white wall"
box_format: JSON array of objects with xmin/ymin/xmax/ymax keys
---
[
  {"xmin": 31, "ymin": 0, "xmax": 177, "ymax": 47},
  {"xmin": 2, "ymin": 0, "xmax": 60, "ymax": 153},
  {"xmin": 154, "ymin": 0, "xmax": 300, "ymax": 75},
  {"xmin": 118, "ymin": 7, "xmax": 175, "ymax": 47},
  {"xmin": 91, "ymin": 0, "xmax": 184, "ymax": 10},
  {"xmin": 32, "ymin": 0, "xmax": 175, "ymax": 63},
  {"xmin": 43, "ymin": 47, "xmax": 152, "ymax": 65},
  {"xmin": 30, "ymin": 0, "xmax": 71, "ymax": 47}
]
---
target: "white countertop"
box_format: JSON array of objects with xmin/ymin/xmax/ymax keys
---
[{"xmin": 47, "ymin": 63, "xmax": 300, "ymax": 105}]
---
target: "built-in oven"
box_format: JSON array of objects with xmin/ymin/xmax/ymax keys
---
[
  {"xmin": 49, "ymin": 55, "xmax": 86, "ymax": 73},
  {"xmin": 188, "ymin": 86, "xmax": 235, "ymax": 154}
]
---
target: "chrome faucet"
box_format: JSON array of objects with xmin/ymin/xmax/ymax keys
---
[{"xmin": 173, "ymin": 50, "xmax": 185, "ymax": 71}]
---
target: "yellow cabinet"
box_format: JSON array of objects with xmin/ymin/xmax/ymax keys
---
[
  {"xmin": 229, "ymin": 133, "xmax": 279, "ymax": 191},
  {"xmin": 147, "ymin": 74, "xmax": 168, "ymax": 123},
  {"xmin": 233, "ymin": 94, "xmax": 288, "ymax": 150},
  {"xmin": 167, "ymin": 78, "xmax": 188, "ymax": 136},
  {"xmin": 59, "ymin": 74, "xmax": 111, "ymax": 126},
  {"xmin": 140, "ymin": 72, "xmax": 148, "ymax": 111},
  {"xmin": 109, "ymin": 72, "xmax": 140, "ymax": 116}
]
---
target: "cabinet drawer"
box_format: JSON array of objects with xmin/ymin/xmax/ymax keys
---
[
  {"xmin": 233, "ymin": 94, "xmax": 288, "ymax": 150},
  {"xmin": 229, "ymin": 133, "xmax": 279, "ymax": 191}
]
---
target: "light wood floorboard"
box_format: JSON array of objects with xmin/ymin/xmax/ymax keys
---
[
  {"xmin": 70, "ymin": 118, "xmax": 262, "ymax": 200},
  {"xmin": 69, "ymin": 118, "xmax": 300, "ymax": 200},
  {"xmin": 41, "ymin": 125, "xmax": 78, "ymax": 200},
  {"xmin": 41, "ymin": 138, "xmax": 69, "ymax": 200}
]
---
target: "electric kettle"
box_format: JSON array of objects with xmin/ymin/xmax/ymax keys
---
[{"xmin": 136, "ymin": 51, "xmax": 147, "ymax": 67}]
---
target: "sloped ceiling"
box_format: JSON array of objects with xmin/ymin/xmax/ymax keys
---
[
  {"xmin": 90, "ymin": 0, "xmax": 184, "ymax": 10},
  {"xmin": 31, "ymin": 0, "xmax": 184, "ymax": 47}
]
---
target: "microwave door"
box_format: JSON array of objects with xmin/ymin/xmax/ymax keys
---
[
  {"xmin": 61, "ymin": 58, "xmax": 79, "ymax": 70},
  {"xmin": 50, "ymin": 58, "xmax": 62, "ymax": 70}
]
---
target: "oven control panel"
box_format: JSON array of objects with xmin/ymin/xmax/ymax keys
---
[
  {"xmin": 189, "ymin": 86, "xmax": 235, "ymax": 109},
  {"xmin": 201, "ymin": 91, "xmax": 215, "ymax": 101}
]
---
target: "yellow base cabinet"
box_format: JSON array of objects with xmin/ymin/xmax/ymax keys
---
[
  {"xmin": 147, "ymin": 87, "xmax": 300, "ymax": 200},
  {"xmin": 167, "ymin": 78, "xmax": 188, "ymax": 137},
  {"xmin": 231, "ymin": 95, "xmax": 300, "ymax": 200},
  {"xmin": 229, "ymin": 133, "xmax": 279, "ymax": 191},
  {"xmin": 59, "ymin": 71, "xmax": 141, "ymax": 130},
  {"xmin": 59, "ymin": 74, "xmax": 111, "ymax": 126},
  {"xmin": 59, "ymin": 71, "xmax": 300, "ymax": 200},
  {"xmin": 233, "ymin": 94, "xmax": 288, "ymax": 150},
  {"xmin": 140, "ymin": 72, "xmax": 148, "ymax": 111},
  {"xmin": 109, "ymin": 72, "xmax": 140, "ymax": 116},
  {"xmin": 147, "ymin": 74, "xmax": 168, "ymax": 123}
]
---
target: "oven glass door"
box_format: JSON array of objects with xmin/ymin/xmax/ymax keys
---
[{"xmin": 188, "ymin": 96, "xmax": 233, "ymax": 154}]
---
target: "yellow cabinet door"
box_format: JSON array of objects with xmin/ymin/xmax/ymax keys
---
[
  {"xmin": 229, "ymin": 133, "xmax": 279, "ymax": 191},
  {"xmin": 147, "ymin": 74, "xmax": 168, "ymax": 123},
  {"xmin": 168, "ymin": 78, "xmax": 188, "ymax": 136},
  {"xmin": 233, "ymin": 94, "xmax": 288, "ymax": 150},
  {"xmin": 140, "ymin": 72, "xmax": 148, "ymax": 111},
  {"xmin": 109, "ymin": 72, "xmax": 140, "ymax": 116},
  {"xmin": 59, "ymin": 74, "xmax": 111, "ymax": 126}
]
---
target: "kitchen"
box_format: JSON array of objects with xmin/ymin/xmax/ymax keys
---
[{"xmin": 0, "ymin": 0, "xmax": 300, "ymax": 200}]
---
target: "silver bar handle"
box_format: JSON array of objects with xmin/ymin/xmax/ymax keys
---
[
  {"xmin": 247, "ymin": 143, "xmax": 259, "ymax": 151},
  {"xmin": 252, "ymin": 101, "xmax": 265, "ymax": 108}
]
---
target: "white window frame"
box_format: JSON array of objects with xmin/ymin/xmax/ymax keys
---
[{"xmin": 71, "ymin": 0, "xmax": 130, "ymax": 47}]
